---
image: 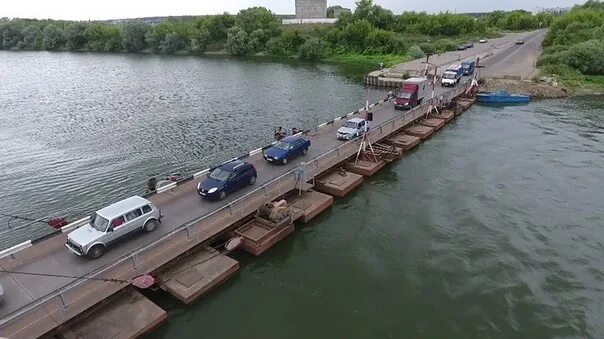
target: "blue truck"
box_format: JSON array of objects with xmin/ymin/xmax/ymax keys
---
[{"xmin": 461, "ymin": 60, "xmax": 476, "ymax": 76}]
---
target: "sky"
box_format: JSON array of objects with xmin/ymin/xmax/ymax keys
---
[{"xmin": 1, "ymin": 0, "xmax": 587, "ymax": 21}]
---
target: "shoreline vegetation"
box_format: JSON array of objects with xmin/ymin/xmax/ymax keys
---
[
  {"xmin": 1, "ymin": 0, "xmax": 550, "ymax": 67},
  {"xmin": 1, "ymin": 0, "xmax": 602, "ymax": 90},
  {"xmin": 536, "ymin": 0, "xmax": 604, "ymax": 91}
]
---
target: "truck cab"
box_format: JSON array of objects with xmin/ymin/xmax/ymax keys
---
[
  {"xmin": 461, "ymin": 61, "xmax": 476, "ymax": 76},
  {"xmin": 394, "ymin": 77, "xmax": 428, "ymax": 110},
  {"xmin": 441, "ymin": 65, "xmax": 463, "ymax": 87}
]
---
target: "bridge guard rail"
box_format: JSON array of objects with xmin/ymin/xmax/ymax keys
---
[{"xmin": 0, "ymin": 82, "xmax": 469, "ymax": 338}]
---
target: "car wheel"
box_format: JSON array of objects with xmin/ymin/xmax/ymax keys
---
[
  {"xmin": 87, "ymin": 245, "xmax": 105, "ymax": 259},
  {"xmin": 249, "ymin": 176, "xmax": 257, "ymax": 185},
  {"xmin": 302, "ymin": 148, "xmax": 308, "ymax": 155},
  {"xmin": 144, "ymin": 219, "xmax": 158, "ymax": 232},
  {"xmin": 218, "ymin": 191, "xmax": 227, "ymax": 200},
  {"xmin": 282, "ymin": 158, "xmax": 288, "ymax": 165}
]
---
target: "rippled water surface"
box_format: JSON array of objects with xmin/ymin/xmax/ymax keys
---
[
  {"xmin": 0, "ymin": 51, "xmax": 382, "ymax": 247},
  {"xmin": 1, "ymin": 51, "xmax": 604, "ymax": 338}
]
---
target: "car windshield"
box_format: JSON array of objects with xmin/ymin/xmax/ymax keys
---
[
  {"xmin": 344, "ymin": 121, "xmax": 359, "ymax": 129},
  {"xmin": 274, "ymin": 141, "xmax": 292, "ymax": 150},
  {"xmin": 397, "ymin": 92, "xmax": 412, "ymax": 99},
  {"xmin": 443, "ymin": 73, "xmax": 456, "ymax": 79},
  {"xmin": 462, "ymin": 64, "xmax": 470, "ymax": 69},
  {"xmin": 209, "ymin": 168, "xmax": 232, "ymax": 181},
  {"xmin": 90, "ymin": 213, "xmax": 109, "ymax": 232}
]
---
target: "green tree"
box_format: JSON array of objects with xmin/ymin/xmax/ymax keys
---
[
  {"xmin": 42, "ymin": 24, "xmax": 65, "ymax": 50},
  {"xmin": 65, "ymin": 22, "xmax": 87, "ymax": 49},
  {"xmin": 407, "ymin": 45, "xmax": 425, "ymax": 59},
  {"xmin": 121, "ymin": 22, "xmax": 148, "ymax": 52},
  {"xmin": 85, "ymin": 23, "xmax": 121, "ymax": 51},
  {"xmin": 22, "ymin": 25, "xmax": 42, "ymax": 49},
  {"xmin": 298, "ymin": 38, "xmax": 326, "ymax": 61},
  {"xmin": 190, "ymin": 28, "xmax": 210, "ymax": 54},
  {"xmin": 266, "ymin": 36, "xmax": 286, "ymax": 55},
  {"xmin": 225, "ymin": 26, "xmax": 252, "ymax": 56},
  {"xmin": 159, "ymin": 32, "xmax": 185, "ymax": 53},
  {"xmin": 236, "ymin": 7, "xmax": 280, "ymax": 36},
  {"xmin": 341, "ymin": 19, "xmax": 373, "ymax": 52},
  {"xmin": 203, "ymin": 13, "xmax": 235, "ymax": 41}
]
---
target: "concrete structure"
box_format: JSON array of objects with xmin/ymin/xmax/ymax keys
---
[
  {"xmin": 295, "ymin": 0, "xmax": 327, "ymax": 19},
  {"xmin": 332, "ymin": 7, "xmax": 352, "ymax": 18},
  {"xmin": 288, "ymin": 191, "xmax": 334, "ymax": 224},
  {"xmin": 345, "ymin": 159, "xmax": 388, "ymax": 177},
  {"xmin": 405, "ymin": 125, "xmax": 435, "ymax": 140},
  {"xmin": 315, "ymin": 170, "xmax": 364, "ymax": 197},
  {"xmin": 385, "ymin": 134, "xmax": 421, "ymax": 151},
  {"xmin": 158, "ymin": 247, "xmax": 239, "ymax": 304},
  {"xmin": 420, "ymin": 118, "xmax": 445, "ymax": 131},
  {"xmin": 45, "ymin": 289, "xmax": 166, "ymax": 339},
  {"xmin": 282, "ymin": 18, "xmax": 337, "ymax": 25}
]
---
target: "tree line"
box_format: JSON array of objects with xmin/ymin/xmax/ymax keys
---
[
  {"xmin": 0, "ymin": 0, "xmax": 554, "ymax": 62},
  {"xmin": 538, "ymin": 0, "xmax": 604, "ymax": 78}
]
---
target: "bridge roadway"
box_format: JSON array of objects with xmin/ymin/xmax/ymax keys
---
[{"xmin": 0, "ymin": 35, "xmax": 539, "ymax": 337}]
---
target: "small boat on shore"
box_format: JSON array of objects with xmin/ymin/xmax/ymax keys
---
[{"xmin": 477, "ymin": 90, "xmax": 531, "ymax": 104}]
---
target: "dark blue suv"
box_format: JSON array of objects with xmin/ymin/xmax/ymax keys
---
[{"xmin": 197, "ymin": 160, "xmax": 257, "ymax": 200}]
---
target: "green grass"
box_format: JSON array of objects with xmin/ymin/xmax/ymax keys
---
[{"xmin": 325, "ymin": 53, "xmax": 409, "ymax": 68}]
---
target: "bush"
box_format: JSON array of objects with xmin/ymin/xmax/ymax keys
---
[
  {"xmin": 225, "ymin": 26, "xmax": 252, "ymax": 56},
  {"xmin": 563, "ymin": 39, "xmax": 604, "ymax": 75},
  {"xmin": 407, "ymin": 45, "xmax": 425, "ymax": 59},
  {"xmin": 266, "ymin": 36, "xmax": 286, "ymax": 55},
  {"xmin": 159, "ymin": 32, "xmax": 186, "ymax": 54},
  {"xmin": 298, "ymin": 38, "xmax": 327, "ymax": 61}
]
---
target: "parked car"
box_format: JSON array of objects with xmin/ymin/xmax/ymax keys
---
[
  {"xmin": 197, "ymin": 160, "xmax": 257, "ymax": 201},
  {"xmin": 457, "ymin": 44, "xmax": 467, "ymax": 51},
  {"xmin": 66, "ymin": 196, "xmax": 162, "ymax": 258},
  {"xmin": 516, "ymin": 38, "xmax": 524, "ymax": 45},
  {"xmin": 263, "ymin": 135, "xmax": 310, "ymax": 165},
  {"xmin": 464, "ymin": 42, "xmax": 474, "ymax": 48},
  {"xmin": 479, "ymin": 38, "xmax": 488, "ymax": 43},
  {"xmin": 337, "ymin": 118, "xmax": 369, "ymax": 140}
]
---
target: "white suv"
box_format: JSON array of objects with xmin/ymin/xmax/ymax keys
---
[
  {"xmin": 337, "ymin": 118, "xmax": 369, "ymax": 140},
  {"xmin": 66, "ymin": 196, "xmax": 162, "ymax": 258}
]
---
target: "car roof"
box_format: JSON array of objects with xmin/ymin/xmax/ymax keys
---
[
  {"xmin": 348, "ymin": 118, "xmax": 365, "ymax": 123},
  {"xmin": 97, "ymin": 196, "xmax": 151, "ymax": 219},
  {"xmin": 218, "ymin": 159, "xmax": 248, "ymax": 171},
  {"xmin": 281, "ymin": 135, "xmax": 304, "ymax": 143}
]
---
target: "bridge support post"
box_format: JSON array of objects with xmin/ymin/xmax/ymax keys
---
[
  {"xmin": 131, "ymin": 254, "xmax": 139, "ymax": 271},
  {"xmin": 58, "ymin": 293, "xmax": 69, "ymax": 311}
]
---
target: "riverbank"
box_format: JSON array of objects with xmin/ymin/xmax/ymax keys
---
[{"xmin": 480, "ymin": 78, "xmax": 569, "ymax": 98}]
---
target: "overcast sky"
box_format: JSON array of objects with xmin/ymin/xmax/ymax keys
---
[{"xmin": 2, "ymin": 0, "xmax": 587, "ymax": 21}]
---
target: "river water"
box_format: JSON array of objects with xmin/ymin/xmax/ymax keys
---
[
  {"xmin": 2, "ymin": 51, "xmax": 604, "ymax": 338},
  {"xmin": 0, "ymin": 51, "xmax": 382, "ymax": 248}
]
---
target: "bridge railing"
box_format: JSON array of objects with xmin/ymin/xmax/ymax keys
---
[{"xmin": 0, "ymin": 82, "xmax": 470, "ymax": 338}]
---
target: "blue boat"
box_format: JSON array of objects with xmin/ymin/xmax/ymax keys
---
[{"xmin": 476, "ymin": 90, "xmax": 531, "ymax": 104}]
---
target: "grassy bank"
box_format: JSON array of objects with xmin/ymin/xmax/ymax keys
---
[{"xmin": 537, "ymin": 0, "xmax": 604, "ymax": 90}]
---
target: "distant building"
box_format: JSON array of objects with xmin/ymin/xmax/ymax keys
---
[
  {"xmin": 328, "ymin": 6, "xmax": 352, "ymax": 18},
  {"xmin": 295, "ymin": 0, "xmax": 327, "ymax": 19}
]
